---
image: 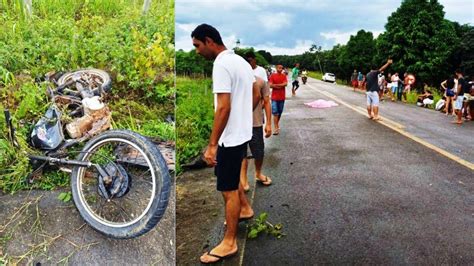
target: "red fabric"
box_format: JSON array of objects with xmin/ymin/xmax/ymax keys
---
[
  {"xmin": 351, "ymin": 80, "xmax": 358, "ymax": 87},
  {"xmin": 269, "ymin": 73, "xmax": 287, "ymax": 101}
]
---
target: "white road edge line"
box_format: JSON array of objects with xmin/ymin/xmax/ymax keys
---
[{"xmin": 238, "ymin": 177, "xmax": 257, "ymax": 266}]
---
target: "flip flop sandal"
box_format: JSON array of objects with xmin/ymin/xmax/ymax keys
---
[
  {"xmin": 256, "ymin": 176, "xmax": 272, "ymax": 186},
  {"xmin": 223, "ymin": 215, "xmax": 254, "ymax": 226},
  {"xmin": 200, "ymin": 250, "xmax": 238, "ymax": 264},
  {"xmin": 273, "ymin": 129, "xmax": 280, "ymax": 135}
]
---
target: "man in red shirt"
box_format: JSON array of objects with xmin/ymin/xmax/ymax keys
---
[{"xmin": 269, "ymin": 64, "xmax": 288, "ymax": 135}]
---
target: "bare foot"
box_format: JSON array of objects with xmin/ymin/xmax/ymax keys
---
[
  {"xmin": 451, "ymin": 120, "xmax": 463, "ymax": 125},
  {"xmin": 373, "ymin": 116, "xmax": 382, "ymax": 121}
]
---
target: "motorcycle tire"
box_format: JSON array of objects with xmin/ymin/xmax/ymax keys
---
[
  {"xmin": 70, "ymin": 130, "xmax": 170, "ymax": 239},
  {"xmin": 57, "ymin": 68, "xmax": 112, "ymax": 95}
]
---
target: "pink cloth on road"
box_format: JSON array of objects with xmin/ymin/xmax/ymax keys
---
[{"xmin": 304, "ymin": 99, "xmax": 339, "ymax": 108}]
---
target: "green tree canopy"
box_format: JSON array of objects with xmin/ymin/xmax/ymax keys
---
[{"xmin": 376, "ymin": 0, "xmax": 461, "ymax": 85}]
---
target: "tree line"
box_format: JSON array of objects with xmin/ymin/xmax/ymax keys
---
[{"xmin": 176, "ymin": 0, "xmax": 473, "ymax": 90}]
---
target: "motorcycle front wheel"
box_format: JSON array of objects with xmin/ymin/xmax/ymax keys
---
[{"xmin": 70, "ymin": 130, "xmax": 170, "ymax": 239}]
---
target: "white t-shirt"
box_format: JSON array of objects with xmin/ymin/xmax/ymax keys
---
[
  {"xmin": 253, "ymin": 66, "xmax": 268, "ymax": 82},
  {"xmin": 213, "ymin": 50, "xmax": 255, "ymax": 147}
]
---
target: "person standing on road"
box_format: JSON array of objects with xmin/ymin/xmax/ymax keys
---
[
  {"xmin": 453, "ymin": 69, "xmax": 471, "ymax": 124},
  {"xmin": 291, "ymin": 63, "xmax": 300, "ymax": 96},
  {"xmin": 378, "ymin": 71, "xmax": 386, "ymax": 101},
  {"xmin": 366, "ymin": 59, "xmax": 393, "ymax": 120},
  {"xmin": 191, "ymin": 24, "xmax": 260, "ymax": 264},
  {"xmin": 357, "ymin": 71, "xmax": 363, "ymax": 90},
  {"xmin": 351, "ymin": 69, "xmax": 358, "ymax": 91},
  {"xmin": 269, "ymin": 64, "xmax": 288, "ymax": 135},
  {"xmin": 386, "ymin": 73, "xmax": 393, "ymax": 100},
  {"xmin": 240, "ymin": 51, "xmax": 273, "ymax": 192},
  {"xmin": 402, "ymin": 72, "xmax": 415, "ymax": 103},
  {"xmin": 440, "ymin": 76, "xmax": 457, "ymax": 115},
  {"xmin": 391, "ymin": 72, "xmax": 399, "ymax": 101}
]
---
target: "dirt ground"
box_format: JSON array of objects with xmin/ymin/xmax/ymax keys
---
[
  {"xmin": 176, "ymin": 167, "xmax": 224, "ymax": 265},
  {"xmin": 0, "ymin": 142, "xmax": 176, "ymax": 265}
]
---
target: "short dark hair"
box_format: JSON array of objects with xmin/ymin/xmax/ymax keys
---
[
  {"xmin": 455, "ymin": 68, "xmax": 463, "ymax": 75},
  {"xmin": 245, "ymin": 51, "xmax": 256, "ymax": 59},
  {"xmin": 191, "ymin": 24, "xmax": 224, "ymax": 45}
]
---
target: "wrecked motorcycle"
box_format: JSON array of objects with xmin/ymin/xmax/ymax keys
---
[{"xmin": 3, "ymin": 69, "xmax": 170, "ymax": 239}]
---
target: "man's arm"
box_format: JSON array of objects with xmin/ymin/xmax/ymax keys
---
[
  {"xmin": 262, "ymin": 82, "xmax": 272, "ymax": 138},
  {"xmin": 253, "ymin": 80, "xmax": 262, "ymax": 110},
  {"xmin": 379, "ymin": 59, "xmax": 393, "ymax": 72},
  {"xmin": 440, "ymin": 80, "xmax": 447, "ymax": 90},
  {"xmin": 203, "ymin": 93, "xmax": 231, "ymax": 166}
]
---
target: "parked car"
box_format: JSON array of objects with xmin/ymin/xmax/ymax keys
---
[{"xmin": 322, "ymin": 73, "xmax": 336, "ymax": 83}]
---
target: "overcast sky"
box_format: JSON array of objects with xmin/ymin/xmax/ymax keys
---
[{"xmin": 176, "ymin": 0, "xmax": 473, "ymax": 55}]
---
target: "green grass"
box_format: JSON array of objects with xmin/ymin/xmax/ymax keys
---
[
  {"xmin": 405, "ymin": 88, "xmax": 443, "ymax": 109},
  {"xmin": 0, "ymin": 0, "xmax": 175, "ymax": 193},
  {"xmin": 176, "ymin": 76, "xmax": 213, "ymax": 173}
]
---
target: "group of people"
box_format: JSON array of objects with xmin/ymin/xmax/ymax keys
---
[
  {"xmin": 438, "ymin": 70, "xmax": 474, "ymax": 124},
  {"xmin": 191, "ymin": 24, "xmax": 306, "ymax": 264},
  {"xmin": 351, "ymin": 69, "xmax": 416, "ymax": 103},
  {"xmin": 352, "ymin": 67, "xmax": 473, "ymax": 125}
]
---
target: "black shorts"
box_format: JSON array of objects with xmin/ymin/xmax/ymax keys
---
[
  {"xmin": 246, "ymin": 126, "xmax": 264, "ymax": 160},
  {"xmin": 215, "ymin": 142, "xmax": 247, "ymax": 191}
]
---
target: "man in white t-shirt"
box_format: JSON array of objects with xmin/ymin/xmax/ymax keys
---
[
  {"xmin": 240, "ymin": 51, "xmax": 273, "ymax": 192},
  {"xmin": 191, "ymin": 24, "xmax": 261, "ymax": 264}
]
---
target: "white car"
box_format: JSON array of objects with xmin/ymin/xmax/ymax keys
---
[{"xmin": 322, "ymin": 73, "xmax": 336, "ymax": 83}]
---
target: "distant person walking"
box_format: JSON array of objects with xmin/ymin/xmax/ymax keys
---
[
  {"xmin": 291, "ymin": 63, "xmax": 300, "ymax": 96},
  {"xmin": 366, "ymin": 59, "xmax": 393, "ymax": 120},
  {"xmin": 240, "ymin": 51, "xmax": 273, "ymax": 192},
  {"xmin": 191, "ymin": 23, "xmax": 260, "ymax": 264},
  {"xmin": 269, "ymin": 65, "xmax": 288, "ymax": 135},
  {"xmin": 351, "ymin": 69, "xmax": 358, "ymax": 91}
]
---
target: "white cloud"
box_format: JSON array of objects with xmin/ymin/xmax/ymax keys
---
[
  {"xmin": 320, "ymin": 30, "xmax": 383, "ymax": 46},
  {"xmin": 259, "ymin": 12, "xmax": 293, "ymax": 31},
  {"xmin": 439, "ymin": 0, "xmax": 473, "ymax": 24},
  {"xmin": 175, "ymin": 33, "xmax": 239, "ymax": 51},
  {"xmin": 250, "ymin": 40, "xmax": 314, "ymax": 55},
  {"xmin": 175, "ymin": 35, "xmax": 193, "ymax": 51},
  {"xmin": 177, "ymin": 23, "xmax": 198, "ymax": 33}
]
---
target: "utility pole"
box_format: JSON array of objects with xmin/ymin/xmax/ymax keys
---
[
  {"xmin": 142, "ymin": 0, "xmax": 152, "ymax": 15},
  {"xmin": 24, "ymin": 0, "xmax": 32, "ymax": 17},
  {"xmin": 310, "ymin": 44, "xmax": 323, "ymax": 73}
]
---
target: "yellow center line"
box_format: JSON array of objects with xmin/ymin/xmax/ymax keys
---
[{"xmin": 307, "ymin": 83, "xmax": 474, "ymax": 170}]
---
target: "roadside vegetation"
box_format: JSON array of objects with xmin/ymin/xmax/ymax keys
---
[
  {"xmin": 175, "ymin": 76, "xmax": 212, "ymax": 173},
  {"xmin": 0, "ymin": 0, "xmax": 175, "ymax": 193}
]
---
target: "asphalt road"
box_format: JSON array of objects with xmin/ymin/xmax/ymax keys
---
[{"xmin": 228, "ymin": 77, "xmax": 474, "ymax": 265}]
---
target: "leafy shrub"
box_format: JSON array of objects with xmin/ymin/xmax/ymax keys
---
[
  {"xmin": 176, "ymin": 77, "xmax": 213, "ymax": 173},
  {"xmin": 0, "ymin": 0, "xmax": 175, "ymax": 193}
]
